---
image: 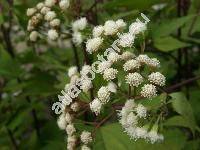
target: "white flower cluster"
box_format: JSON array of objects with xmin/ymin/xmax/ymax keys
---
[
  {"xmin": 27, "ymin": 0, "xmax": 70, "ymax": 41},
  {"xmin": 57, "ymin": 112, "xmax": 77, "ymax": 150},
  {"xmin": 136, "ymin": 54, "xmax": 160, "ymax": 68},
  {"xmin": 90, "ymin": 82, "xmax": 117, "ymax": 115},
  {"xmin": 86, "ymin": 19, "xmax": 126, "ymax": 54},
  {"xmin": 118, "ymin": 99, "xmax": 163, "ymax": 143},
  {"xmin": 123, "ymin": 54, "xmax": 166, "ymax": 99},
  {"xmin": 72, "ymin": 17, "xmax": 88, "ymax": 45},
  {"xmin": 81, "ymin": 131, "xmax": 92, "ymax": 144}
]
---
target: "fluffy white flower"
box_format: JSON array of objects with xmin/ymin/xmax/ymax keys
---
[
  {"xmin": 66, "ymin": 124, "xmax": 76, "ymax": 135},
  {"xmin": 97, "ymin": 86, "xmax": 110, "ymax": 104},
  {"xmin": 29, "ymin": 31, "xmax": 38, "ymax": 42},
  {"xmin": 121, "ymin": 51, "xmax": 135, "ymax": 61},
  {"xmin": 129, "ymin": 21, "xmax": 146, "ymax": 35},
  {"xmin": 58, "ymin": 93, "xmax": 73, "ymax": 106},
  {"xmin": 126, "ymin": 112, "xmax": 138, "ymax": 127},
  {"xmin": 147, "ymin": 58, "xmax": 160, "ymax": 68},
  {"xmin": 35, "ymin": 13, "xmax": 43, "ymax": 20},
  {"xmin": 97, "ymin": 61, "xmax": 112, "ymax": 74},
  {"xmin": 90, "ymin": 98, "xmax": 102, "ymax": 115},
  {"xmin": 27, "ymin": 8, "xmax": 37, "ymax": 16},
  {"xmin": 86, "ymin": 37, "xmax": 103, "ymax": 53},
  {"xmin": 45, "ymin": 0, "xmax": 56, "ymax": 7},
  {"xmin": 103, "ymin": 68, "xmax": 118, "ymax": 81},
  {"xmin": 123, "ymin": 59, "xmax": 141, "ymax": 71},
  {"xmin": 59, "ymin": 0, "xmax": 70, "ymax": 10},
  {"xmin": 80, "ymin": 131, "xmax": 92, "ymax": 144},
  {"xmin": 70, "ymin": 74, "xmax": 79, "ymax": 85},
  {"xmin": 68, "ymin": 66, "xmax": 78, "ymax": 78},
  {"xmin": 141, "ymin": 84, "xmax": 157, "ymax": 98},
  {"xmin": 72, "ymin": 17, "xmax": 87, "ymax": 31},
  {"xmin": 104, "ymin": 20, "xmax": 118, "ymax": 35},
  {"xmin": 135, "ymin": 127, "xmax": 148, "ymax": 139},
  {"xmin": 45, "ymin": 11, "xmax": 56, "ymax": 21},
  {"xmin": 48, "ymin": 29, "xmax": 58, "ymax": 40},
  {"xmin": 70, "ymin": 102, "xmax": 79, "ymax": 112},
  {"xmin": 67, "ymin": 135, "xmax": 76, "ymax": 149},
  {"xmin": 136, "ymin": 104, "xmax": 147, "ymax": 118},
  {"xmin": 124, "ymin": 99, "xmax": 136, "ymax": 111},
  {"xmin": 107, "ymin": 82, "xmax": 117, "ymax": 93},
  {"xmin": 119, "ymin": 33, "xmax": 135, "ymax": 47},
  {"xmin": 65, "ymin": 112, "xmax": 72, "ymax": 124},
  {"xmin": 93, "ymin": 25, "xmax": 104, "ymax": 37},
  {"xmin": 80, "ymin": 79, "xmax": 93, "ymax": 92},
  {"xmin": 148, "ymin": 131, "xmax": 164, "ymax": 144},
  {"xmin": 50, "ymin": 18, "xmax": 60, "ymax": 27},
  {"xmin": 57, "ymin": 113, "xmax": 66, "ymax": 130},
  {"xmin": 80, "ymin": 65, "xmax": 92, "ymax": 77},
  {"xmin": 81, "ymin": 145, "xmax": 91, "ymax": 150},
  {"xmin": 125, "ymin": 73, "xmax": 143, "ymax": 87},
  {"xmin": 116, "ymin": 19, "xmax": 127, "ymax": 30},
  {"xmin": 36, "ymin": 2, "xmax": 44, "ymax": 10},
  {"xmin": 107, "ymin": 52, "xmax": 121, "ymax": 63},
  {"xmin": 148, "ymin": 72, "xmax": 165, "ymax": 86},
  {"xmin": 136, "ymin": 54, "xmax": 150, "ymax": 64},
  {"xmin": 40, "ymin": 6, "xmax": 50, "ymax": 15},
  {"xmin": 72, "ymin": 31, "xmax": 83, "ymax": 45}
]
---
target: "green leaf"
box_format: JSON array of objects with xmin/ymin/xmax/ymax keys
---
[
  {"xmin": 94, "ymin": 123, "xmax": 187, "ymax": 150},
  {"xmin": 152, "ymin": 15, "xmax": 195, "ymax": 38},
  {"xmin": 0, "ymin": 46, "xmax": 23, "ymax": 78},
  {"xmin": 164, "ymin": 116, "xmax": 194, "ymax": 130},
  {"xmin": 170, "ymin": 92, "xmax": 197, "ymax": 133},
  {"xmin": 154, "ymin": 36, "xmax": 190, "ymax": 52},
  {"xmin": 104, "ymin": 0, "xmax": 164, "ymax": 10}
]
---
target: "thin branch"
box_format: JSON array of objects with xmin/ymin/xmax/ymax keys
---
[
  {"xmin": 71, "ymin": 40, "xmax": 81, "ymax": 71},
  {"xmin": 165, "ymin": 76, "xmax": 200, "ymax": 93},
  {"xmin": 6, "ymin": 127, "xmax": 18, "ymax": 150}
]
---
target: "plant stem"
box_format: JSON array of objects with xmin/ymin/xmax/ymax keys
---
[
  {"xmin": 71, "ymin": 40, "xmax": 81, "ymax": 71},
  {"xmin": 165, "ymin": 76, "xmax": 200, "ymax": 93},
  {"xmin": 6, "ymin": 127, "xmax": 18, "ymax": 150}
]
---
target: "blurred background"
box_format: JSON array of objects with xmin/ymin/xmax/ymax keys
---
[{"xmin": 0, "ymin": 0, "xmax": 200, "ymax": 149}]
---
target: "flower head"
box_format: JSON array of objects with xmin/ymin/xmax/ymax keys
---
[
  {"xmin": 119, "ymin": 33, "xmax": 135, "ymax": 47},
  {"xmin": 90, "ymin": 98, "xmax": 102, "ymax": 115},
  {"xmin": 48, "ymin": 29, "xmax": 58, "ymax": 40},
  {"xmin": 116, "ymin": 19, "xmax": 127, "ymax": 30},
  {"xmin": 66, "ymin": 124, "xmax": 76, "ymax": 135},
  {"xmin": 123, "ymin": 59, "xmax": 140, "ymax": 71},
  {"xmin": 86, "ymin": 37, "xmax": 103, "ymax": 53},
  {"xmin": 141, "ymin": 84, "xmax": 157, "ymax": 98},
  {"xmin": 103, "ymin": 68, "xmax": 118, "ymax": 81},
  {"xmin": 97, "ymin": 61, "xmax": 112, "ymax": 74},
  {"xmin": 80, "ymin": 131, "xmax": 92, "ymax": 144},
  {"xmin": 68, "ymin": 66, "xmax": 78, "ymax": 78},
  {"xmin": 125, "ymin": 73, "xmax": 143, "ymax": 87},
  {"xmin": 93, "ymin": 25, "xmax": 104, "ymax": 37},
  {"xmin": 59, "ymin": 0, "xmax": 70, "ymax": 10},
  {"xmin": 97, "ymin": 86, "xmax": 110, "ymax": 104},
  {"xmin": 57, "ymin": 113, "xmax": 66, "ymax": 130},
  {"xmin": 136, "ymin": 104, "xmax": 147, "ymax": 118},
  {"xmin": 107, "ymin": 52, "xmax": 121, "ymax": 63},
  {"xmin": 72, "ymin": 17, "xmax": 87, "ymax": 31},
  {"xmin": 129, "ymin": 21, "xmax": 146, "ymax": 35},
  {"xmin": 148, "ymin": 72, "xmax": 165, "ymax": 86},
  {"xmin": 104, "ymin": 20, "xmax": 118, "ymax": 35},
  {"xmin": 121, "ymin": 51, "xmax": 135, "ymax": 61}
]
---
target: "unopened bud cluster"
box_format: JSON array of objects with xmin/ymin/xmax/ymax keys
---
[{"xmin": 27, "ymin": 0, "xmax": 70, "ymax": 42}]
